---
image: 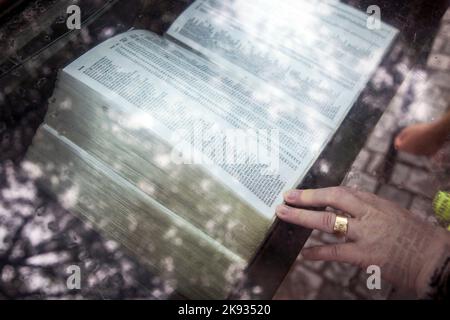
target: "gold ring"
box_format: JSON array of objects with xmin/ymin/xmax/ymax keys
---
[{"xmin": 333, "ymin": 215, "xmax": 348, "ymax": 236}]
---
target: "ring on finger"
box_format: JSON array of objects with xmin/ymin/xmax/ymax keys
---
[{"xmin": 333, "ymin": 214, "xmax": 348, "ymax": 236}]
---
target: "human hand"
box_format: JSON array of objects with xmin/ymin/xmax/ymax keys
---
[
  {"xmin": 395, "ymin": 122, "xmax": 448, "ymax": 156},
  {"xmin": 276, "ymin": 187, "xmax": 450, "ymax": 297}
]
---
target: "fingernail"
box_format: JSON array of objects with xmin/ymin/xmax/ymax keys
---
[
  {"xmin": 284, "ymin": 190, "xmax": 300, "ymax": 202},
  {"xmin": 276, "ymin": 204, "xmax": 290, "ymax": 216},
  {"xmin": 300, "ymin": 249, "xmax": 311, "ymax": 258}
]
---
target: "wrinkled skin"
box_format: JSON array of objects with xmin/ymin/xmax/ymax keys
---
[{"xmin": 276, "ymin": 187, "xmax": 450, "ymax": 297}]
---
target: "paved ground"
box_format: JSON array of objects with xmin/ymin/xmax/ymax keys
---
[{"xmin": 274, "ymin": 9, "xmax": 450, "ymax": 300}]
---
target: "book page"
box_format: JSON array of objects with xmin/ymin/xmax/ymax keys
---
[
  {"xmin": 63, "ymin": 30, "xmax": 330, "ymax": 218},
  {"xmin": 168, "ymin": 0, "xmax": 399, "ymax": 128}
]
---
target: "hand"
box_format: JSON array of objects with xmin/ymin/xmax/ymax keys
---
[
  {"xmin": 395, "ymin": 122, "xmax": 448, "ymax": 156},
  {"xmin": 276, "ymin": 187, "xmax": 450, "ymax": 297}
]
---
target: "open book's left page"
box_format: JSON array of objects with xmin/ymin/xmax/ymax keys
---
[
  {"xmin": 59, "ymin": 29, "xmax": 331, "ymax": 218},
  {"xmin": 25, "ymin": 30, "xmax": 280, "ymax": 299}
]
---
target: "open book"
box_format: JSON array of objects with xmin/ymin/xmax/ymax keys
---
[{"xmin": 25, "ymin": 0, "xmax": 398, "ymax": 299}]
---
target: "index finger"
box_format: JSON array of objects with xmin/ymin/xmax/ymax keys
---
[{"xmin": 283, "ymin": 187, "xmax": 366, "ymax": 218}]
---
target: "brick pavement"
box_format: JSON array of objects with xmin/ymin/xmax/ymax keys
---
[{"xmin": 274, "ymin": 8, "xmax": 450, "ymax": 300}]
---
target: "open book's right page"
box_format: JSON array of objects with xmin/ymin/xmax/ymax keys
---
[{"xmin": 168, "ymin": 0, "xmax": 399, "ymax": 129}]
